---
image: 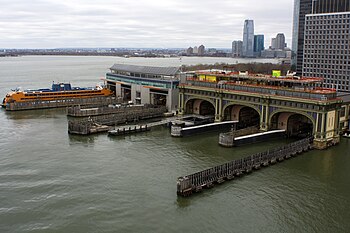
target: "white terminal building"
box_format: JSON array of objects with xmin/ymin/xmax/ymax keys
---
[{"xmin": 105, "ymin": 64, "xmax": 181, "ymax": 112}]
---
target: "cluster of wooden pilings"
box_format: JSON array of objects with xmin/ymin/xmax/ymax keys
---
[
  {"xmin": 219, "ymin": 126, "xmax": 260, "ymax": 147},
  {"xmin": 108, "ymin": 125, "xmax": 150, "ymax": 136},
  {"xmin": 177, "ymin": 137, "xmax": 313, "ymax": 197},
  {"xmin": 68, "ymin": 105, "xmax": 167, "ymax": 135},
  {"xmin": 4, "ymin": 96, "xmax": 118, "ymax": 111}
]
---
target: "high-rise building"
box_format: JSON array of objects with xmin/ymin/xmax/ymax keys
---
[
  {"xmin": 198, "ymin": 45, "xmax": 205, "ymax": 56},
  {"xmin": 232, "ymin": 40, "xmax": 243, "ymax": 57},
  {"xmin": 193, "ymin": 46, "xmax": 198, "ymax": 54},
  {"xmin": 253, "ymin": 35, "xmax": 264, "ymax": 57},
  {"xmin": 186, "ymin": 47, "xmax": 193, "ymax": 55},
  {"xmin": 242, "ymin": 20, "xmax": 254, "ymax": 57},
  {"xmin": 302, "ymin": 1, "xmax": 350, "ymax": 92},
  {"xmin": 312, "ymin": 0, "xmax": 350, "ymax": 14},
  {"xmin": 271, "ymin": 38, "xmax": 277, "ymax": 49},
  {"xmin": 276, "ymin": 33, "xmax": 286, "ymax": 50},
  {"xmin": 292, "ymin": 0, "xmax": 350, "ymax": 74},
  {"xmin": 292, "ymin": 0, "xmax": 313, "ymax": 74}
]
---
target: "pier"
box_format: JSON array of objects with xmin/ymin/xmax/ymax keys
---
[
  {"xmin": 68, "ymin": 105, "xmax": 167, "ymax": 135},
  {"xmin": 177, "ymin": 137, "xmax": 313, "ymax": 197},
  {"xmin": 171, "ymin": 121, "xmax": 237, "ymax": 137},
  {"xmin": 108, "ymin": 125, "xmax": 150, "ymax": 136},
  {"xmin": 219, "ymin": 128, "xmax": 286, "ymax": 147}
]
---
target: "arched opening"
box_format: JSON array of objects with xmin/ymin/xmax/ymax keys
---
[
  {"xmin": 271, "ymin": 112, "xmax": 314, "ymax": 138},
  {"xmin": 224, "ymin": 105, "xmax": 260, "ymax": 128},
  {"xmin": 185, "ymin": 99, "xmax": 215, "ymax": 116}
]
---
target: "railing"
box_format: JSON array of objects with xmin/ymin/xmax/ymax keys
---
[
  {"xmin": 67, "ymin": 104, "xmax": 161, "ymax": 117},
  {"xmin": 68, "ymin": 106, "xmax": 167, "ymax": 134},
  {"xmin": 5, "ymin": 96, "xmax": 118, "ymax": 111},
  {"xmin": 177, "ymin": 137, "xmax": 313, "ymax": 196},
  {"xmin": 183, "ymin": 80, "xmax": 337, "ymax": 101}
]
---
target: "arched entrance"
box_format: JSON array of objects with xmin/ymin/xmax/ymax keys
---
[
  {"xmin": 270, "ymin": 112, "xmax": 314, "ymax": 138},
  {"xmin": 224, "ymin": 105, "xmax": 260, "ymax": 128},
  {"xmin": 185, "ymin": 99, "xmax": 215, "ymax": 116}
]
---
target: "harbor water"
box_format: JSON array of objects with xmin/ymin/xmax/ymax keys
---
[{"xmin": 0, "ymin": 56, "xmax": 349, "ymax": 232}]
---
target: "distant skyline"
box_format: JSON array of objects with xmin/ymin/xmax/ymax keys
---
[{"xmin": 0, "ymin": 0, "xmax": 294, "ymax": 49}]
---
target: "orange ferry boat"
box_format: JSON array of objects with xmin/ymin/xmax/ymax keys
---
[{"xmin": 2, "ymin": 82, "xmax": 113, "ymax": 109}]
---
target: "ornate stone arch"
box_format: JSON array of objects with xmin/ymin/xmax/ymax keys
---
[
  {"xmin": 184, "ymin": 96, "xmax": 216, "ymax": 115},
  {"xmin": 222, "ymin": 102, "xmax": 262, "ymax": 117},
  {"xmin": 269, "ymin": 109, "xmax": 316, "ymax": 133}
]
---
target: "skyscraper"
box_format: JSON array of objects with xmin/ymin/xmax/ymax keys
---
[
  {"xmin": 198, "ymin": 45, "xmax": 205, "ymax": 56},
  {"xmin": 302, "ymin": 0, "xmax": 350, "ymax": 92},
  {"xmin": 271, "ymin": 38, "xmax": 277, "ymax": 49},
  {"xmin": 193, "ymin": 46, "xmax": 198, "ymax": 54},
  {"xmin": 253, "ymin": 35, "xmax": 264, "ymax": 57},
  {"xmin": 292, "ymin": 0, "xmax": 350, "ymax": 74},
  {"xmin": 242, "ymin": 20, "xmax": 254, "ymax": 57},
  {"xmin": 276, "ymin": 33, "xmax": 286, "ymax": 50},
  {"xmin": 232, "ymin": 40, "xmax": 243, "ymax": 57},
  {"xmin": 312, "ymin": 0, "xmax": 350, "ymax": 14},
  {"xmin": 292, "ymin": 0, "xmax": 313, "ymax": 74}
]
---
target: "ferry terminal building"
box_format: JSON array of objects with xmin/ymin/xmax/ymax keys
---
[{"xmin": 105, "ymin": 64, "xmax": 181, "ymax": 113}]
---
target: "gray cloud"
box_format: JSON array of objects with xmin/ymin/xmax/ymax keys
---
[{"xmin": 0, "ymin": 0, "xmax": 294, "ymax": 48}]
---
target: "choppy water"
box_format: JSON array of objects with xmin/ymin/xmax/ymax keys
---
[{"xmin": 0, "ymin": 56, "xmax": 349, "ymax": 233}]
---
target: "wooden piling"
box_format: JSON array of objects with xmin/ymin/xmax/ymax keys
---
[{"xmin": 177, "ymin": 137, "xmax": 313, "ymax": 197}]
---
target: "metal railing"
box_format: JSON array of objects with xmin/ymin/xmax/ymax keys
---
[{"xmin": 183, "ymin": 80, "xmax": 337, "ymax": 101}]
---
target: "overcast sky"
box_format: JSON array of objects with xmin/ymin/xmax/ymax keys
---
[{"xmin": 0, "ymin": 0, "xmax": 294, "ymax": 49}]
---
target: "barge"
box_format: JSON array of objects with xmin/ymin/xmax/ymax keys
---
[{"xmin": 2, "ymin": 82, "xmax": 114, "ymax": 111}]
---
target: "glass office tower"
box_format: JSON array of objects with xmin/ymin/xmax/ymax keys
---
[
  {"xmin": 242, "ymin": 20, "xmax": 254, "ymax": 57},
  {"xmin": 292, "ymin": 0, "xmax": 313, "ymax": 74}
]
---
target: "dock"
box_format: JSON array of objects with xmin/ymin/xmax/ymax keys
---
[
  {"xmin": 171, "ymin": 121, "xmax": 237, "ymax": 137},
  {"xmin": 108, "ymin": 125, "xmax": 150, "ymax": 136},
  {"xmin": 177, "ymin": 137, "xmax": 313, "ymax": 197},
  {"xmin": 107, "ymin": 115, "xmax": 200, "ymax": 136},
  {"xmin": 219, "ymin": 128, "xmax": 286, "ymax": 147},
  {"xmin": 68, "ymin": 105, "xmax": 167, "ymax": 135},
  {"xmin": 233, "ymin": 129, "xmax": 286, "ymax": 146}
]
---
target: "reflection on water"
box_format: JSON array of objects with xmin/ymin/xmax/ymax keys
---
[
  {"xmin": 4, "ymin": 108, "xmax": 66, "ymax": 120},
  {"xmin": 68, "ymin": 134, "xmax": 98, "ymax": 145}
]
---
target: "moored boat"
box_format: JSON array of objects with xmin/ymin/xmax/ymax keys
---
[{"xmin": 2, "ymin": 82, "xmax": 114, "ymax": 110}]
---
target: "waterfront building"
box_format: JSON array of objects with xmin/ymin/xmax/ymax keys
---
[
  {"xmin": 302, "ymin": 11, "xmax": 350, "ymax": 92},
  {"xmin": 275, "ymin": 49, "xmax": 287, "ymax": 58},
  {"xmin": 260, "ymin": 49, "xmax": 287, "ymax": 58},
  {"xmin": 242, "ymin": 20, "xmax": 255, "ymax": 57},
  {"xmin": 198, "ymin": 45, "xmax": 205, "ymax": 56},
  {"xmin": 232, "ymin": 40, "xmax": 243, "ymax": 57},
  {"xmin": 253, "ymin": 35, "xmax": 264, "ymax": 57},
  {"xmin": 261, "ymin": 49, "xmax": 276, "ymax": 58},
  {"xmin": 178, "ymin": 70, "xmax": 342, "ymax": 149},
  {"xmin": 105, "ymin": 64, "xmax": 181, "ymax": 112}
]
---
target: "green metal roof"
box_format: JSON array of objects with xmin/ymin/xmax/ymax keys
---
[{"xmin": 110, "ymin": 64, "xmax": 180, "ymax": 76}]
